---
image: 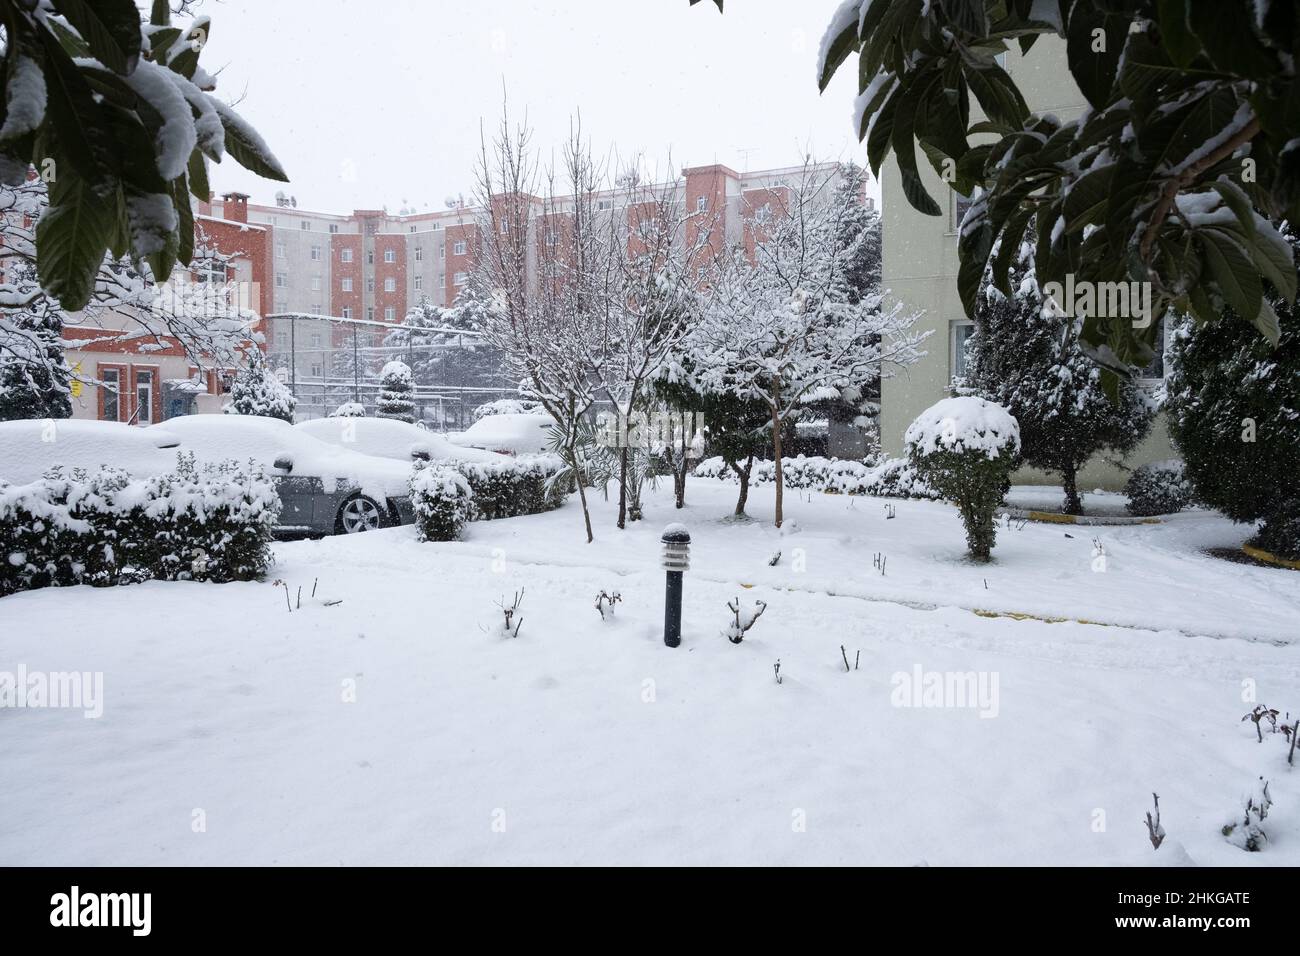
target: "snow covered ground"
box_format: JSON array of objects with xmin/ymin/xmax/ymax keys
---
[{"xmin": 2, "ymin": 480, "xmax": 1298, "ymax": 865}]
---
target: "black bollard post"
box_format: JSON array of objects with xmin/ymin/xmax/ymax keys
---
[{"xmin": 660, "ymin": 525, "xmax": 690, "ymax": 648}]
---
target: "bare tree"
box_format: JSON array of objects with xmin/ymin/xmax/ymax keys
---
[{"xmin": 471, "ymin": 108, "xmax": 610, "ymax": 542}]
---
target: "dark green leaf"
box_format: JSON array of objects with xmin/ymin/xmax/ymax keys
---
[
  {"xmin": 56, "ymin": 0, "xmax": 142, "ymax": 75},
  {"xmin": 36, "ymin": 174, "xmax": 117, "ymax": 311},
  {"xmin": 1200, "ymin": 226, "xmax": 1262, "ymax": 323}
]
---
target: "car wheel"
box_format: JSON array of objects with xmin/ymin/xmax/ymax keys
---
[{"xmin": 337, "ymin": 495, "xmax": 384, "ymax": 534}]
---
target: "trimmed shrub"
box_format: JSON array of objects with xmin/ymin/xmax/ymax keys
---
[
  {"xmin": 455, "ymin": 454, "xmax": 566, "ymax": 520},
  {"xmin": 409, "ymin": 464, "xmax": 475, "ymax": 541},
  {"xmin": 1255, "ymin": 503, "xmax": 1300, "ymax": 558},
  {"xmin": 0, "ymin": 455, "xmax": 279, "ymax": 598},
  {"xmin": 905, "ymin": 397, "xmax": 1020, "ymax": 562},
  {"xmin": 1166, "ymin": 260, "xmax": 1300, "ymax": 558},
  {"xmin": 1124, "ymin": 460, "xmax": 1192, "ymax": 517}
]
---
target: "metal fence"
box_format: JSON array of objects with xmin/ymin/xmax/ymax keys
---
[{"xmin": 263, "ymin": 312, "xmax": 516, "ymax": 428}]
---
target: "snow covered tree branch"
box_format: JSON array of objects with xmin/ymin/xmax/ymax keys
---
[{"xmin": 662, "ymin": 162, "xmax": 927, "ymax": 527}]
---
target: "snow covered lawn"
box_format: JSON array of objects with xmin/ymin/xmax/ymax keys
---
[{"xmin": 2, "ymin": 481, "xmax": 1298, "ymax": 865}]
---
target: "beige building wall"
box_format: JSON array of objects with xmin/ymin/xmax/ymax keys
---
[{"xmin": 879, "ymin": 36, "xmax": 1175, "ymax": 489}]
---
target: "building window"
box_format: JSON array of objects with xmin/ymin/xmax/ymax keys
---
[
  {"xmin": 414, "ymin": 275, "xmax": 423, "ymax": 291},
  {"xmin": 952, "ymin": 190, "xmax": 975, "ymax": 233},
  {"xmin": 366, "ymin": 277, "xmax": 375, "ymax": 293},
  {"xmin": 275, "ymin": 273, "xmax": 287, "ymax": 288},
  {"xmin": 311, "ymin": 275, "xmax": 321, "ymax": 291},
  {"xmin": 100, "ymin": 368, "xmax": 121, "ymax": 422},
  {"xmin": 311, "ymin": 304, "xmax": 321, "ymax": 315},
  {"xmin": 275, "ymin": 242, "xmax": 286, "ymax": 259},
  {"xmin": 195, "ymin": 256, "xmax": 226, "ymax": 284},
  {"xmin": 311, "ymin": 332, "xmax": 322, "ymax": 348},
  {"xmin": 431, "ymin": 222, "xmax": 439, "ymax": 230},
  {"xmin": 341, "ymin": 277, "xmax": 353, "ymax": 292},
  {"xmin": 384, "ymin": 277, "xmax": 396, "ymax": 292},
  {"xmin": 384, "ymin": 306, "xmax": 395, "ymax": 321},
  {"xmin": 410, "ymin": 225, "xmax": 417, "ymax": 233},
  {"xmin": 275, "ymin": 330, "xmax": 288, "ymax": 347},
  {"xmin": 951, "ymin": 322, "xmax": 975, "ymax": 381},
  {"xmin": 367, "ymin": 249, "xmax": 375, "ymax": 265},
  {"xmin": 500, "ymin": 220, "xmax": 509, "ymax": 235},
  {"xmin": 310, "ymin": 245, "xmax": 322, "ymax": 261},
  {"xmin": 439, "ymin": 246, "xmax": 445, "ymax": 259},
  {"xmin": 310, "ymin": 362, "xmax": 323, "ymax": 378},
  {"xmin": 300, "ymin": 221, "xmax": 310, "ymax": 231},
  {"xmin": 454, "ymin": 271, "xmax": 467, "ymax": 286},
  {"xmin": 415, "ymin": 246, "xmax": 424, "ymax": 262},
  {"xmin": 341, "ymin": 248, "xmax": 353, "ymax": 263},
  {"xmin": 696, "ymin": 196, "xmax": 708, "ymax": 212},
  {"xmin": 386, "ymin": 249, "xmax": 397, "ymax": 263},
  {"xmin": 366, "ymin": 306, "xmax": 375, "ymax": 321},
  {"xmin": 341, "ymin": 306, "xmax": 352, "ymax": 319},
  {"xmin": 135, "ymin": 371, "xmax": 154, "ymax": 425},
  {"xmin": 453, "ymin": 240, "xmax": 466, "ymax": 256},
  {"xmin": 329, "ymin": 224, "xmax": 339, "ymax": 234}
]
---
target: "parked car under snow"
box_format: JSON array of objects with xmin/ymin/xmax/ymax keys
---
[
  {"xmin": 294, "ymin": 417, "xmax": 507, "ymax": 466},
  {"xmin": 151, "ymin": 416, "xmax": 420, "ymax": 535},
  {"xmin": 446, "ymin": 413, "xmax": 558, "ymax": 456}
]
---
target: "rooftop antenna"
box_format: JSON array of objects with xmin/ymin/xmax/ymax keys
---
[{"xmin": 735, "ymin": 146, "xmax": 758, "ymax": 172}]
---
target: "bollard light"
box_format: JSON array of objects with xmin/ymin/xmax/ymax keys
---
[{"xmin": 661, "ymin": 524, "xmax": 690, "ymax": 648}]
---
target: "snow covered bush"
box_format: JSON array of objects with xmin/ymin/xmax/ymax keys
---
[
  {"xmin": 860, "ymin": 457, "xmax": 938, "ymax": 501},
  {"xmin": 692, "ymin": 454, "xmax": 937, "ymax": 500},
  {"xmin": 473, "ymin": 398, "xmax": 541, "ymax": 420},
  {"xmin": 409, "ymin": 464, "xmax": 474, "ymax": 542},
  {"xmin": 1167, "ymin": 252, "xmax": 1300, "ymax": 558},
  {"xmin": 1124, "ymin": 460, "xmax": 1192, "ymax": 517},
  {"xmin": 377, "ymin": 361, "xmax": 416, "ymax": 423},
  {"xmin": 145, "ymin": 454, "xmax": 281, "ymax": 583},
  {"xmin": 226, "ymin": 348, "xmax": 297, "ymax": 423},
  {"xmin": 330, "ymin": 402, "xmax": 366, "ymax": 418},
  {"xmin": 0, "ymin": 456, "xmax": 279, "ymax": 597},
  {"xmin": 905, "ymin": 398, "xmax": 1021, "ymax": 562},
  {"xmin": 455, "ymin": 455, "xmax": 565, "ymax": 521}
]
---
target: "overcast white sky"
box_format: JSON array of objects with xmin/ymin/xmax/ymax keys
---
[{"xmin": 200, "ymin": 0, "xmax": 872, "ymax": 214}]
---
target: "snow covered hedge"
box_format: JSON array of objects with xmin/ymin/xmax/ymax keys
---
[
  {"xmin": 905, "ymin": 398, "xmax": 1020, "ymax": 562},
  {"xmin": 692, "ymin": 454, "xmax": 938, "ymax": 500},
  {"xmin": 0, "ymin": 454, "xmax": 280, "ymax": 597},
  {"xmin": 455, "ymin": 455, "xmax": 567, "ymax": 520},
  {"xmin": 409, "ymin": 464, "xmax": 475, "ymax": 542},
  {"xmin": 1124, "ymin": 460, "xmax": 1192, "ymax": 517}
]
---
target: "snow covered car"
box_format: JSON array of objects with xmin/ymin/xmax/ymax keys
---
[
  {"xmin": 152, "ymin": 416, "xmax": 421, "ymax": 535},
  {"xmin": 294, "ymin": 417, "xmax": 507, "ymax": 466},
  {"xmin": 446, "ymin": 412, "xmax": 558, "ymax": 456},
  {"xmin": 0, "ymin": 419, "xmax": 183, "ymax": 485}
]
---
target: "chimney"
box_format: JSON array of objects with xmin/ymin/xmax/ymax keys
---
[{"xmin": 222, "ymin": 191, "xmax": 250, "ymax": 224}]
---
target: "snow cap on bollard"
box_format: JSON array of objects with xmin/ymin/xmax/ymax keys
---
[{"xmin": 661, "ymin": 523, "xmax": 691, "ymax": 571}]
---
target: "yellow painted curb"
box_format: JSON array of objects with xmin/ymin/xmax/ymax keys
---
[
  {"xmin": 1242, "ymin": 543, "xmax": 1300, "ymax": 570},
  {"xmin": 973, "ymin": 607, "xmax": 1107, "ymax": 627},
  {"xmin": 1027, "ymin": 510, "xmax": 1078, "ymax": 524},
  {"xmin": 1018, "ymin": 509, "xmax": 1161, "ymax": 526}
]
